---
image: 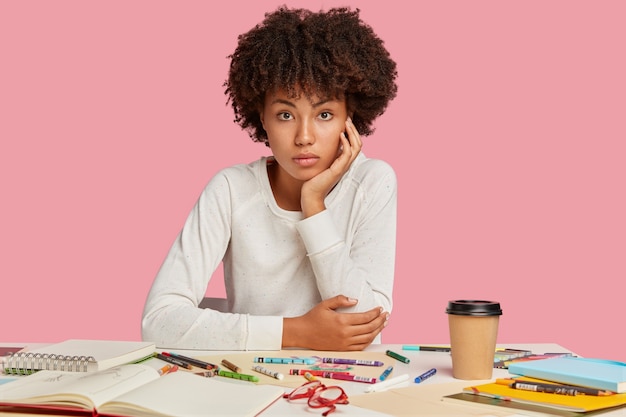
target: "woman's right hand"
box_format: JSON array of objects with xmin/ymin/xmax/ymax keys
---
[{"xmin": 282, "ymin": 295, "xmax": 389, "ymax": 351}]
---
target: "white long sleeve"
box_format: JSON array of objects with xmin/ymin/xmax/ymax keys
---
[{"xmin": 141, "ymin": 153, "xmax": 397, "ymax": 350}]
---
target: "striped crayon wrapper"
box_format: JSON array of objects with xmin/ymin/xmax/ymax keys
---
[{"xmin": 289, "ymin": 369, "xmax": 352, "ymax": 376}]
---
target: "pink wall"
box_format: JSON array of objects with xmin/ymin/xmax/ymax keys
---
[{"xmin": 1, "ymin": 1, "xmax": 624, "ymax": 361}]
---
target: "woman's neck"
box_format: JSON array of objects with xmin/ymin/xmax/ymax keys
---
[{"xmin": 267, "ymin": 159, "xmax": 303, "ymax": 211}]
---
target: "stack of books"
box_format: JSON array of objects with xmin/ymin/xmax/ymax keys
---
[
  {"xmin": 493, "ymin": 349, "xmax": 574, "ymax": 369},
  {"xmin": 443, "ymin": 357, "xmax": 626, "ymax": 416}
]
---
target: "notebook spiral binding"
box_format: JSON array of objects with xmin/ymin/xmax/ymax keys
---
[{"xmin": 2, "ymin": 352, "xmax": 96, "ymax": 375}]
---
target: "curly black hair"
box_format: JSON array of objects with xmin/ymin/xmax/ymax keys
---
[{"xmin": 224, "ymin": 6, "xmax": 398, "ymax": 145}]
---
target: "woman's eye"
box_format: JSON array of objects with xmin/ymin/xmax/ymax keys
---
[
  {"xmin": 319, "ymin": 112, "xmax": 333, "ymax": 121},
  {"xmin": 278, "ymin": 112, "xmax": 292, "ymax": 121}
]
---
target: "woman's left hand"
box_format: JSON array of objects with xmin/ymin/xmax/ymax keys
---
[{"xmin": 300, "ymin": 117, "xmax": 362, "ymax": 217}]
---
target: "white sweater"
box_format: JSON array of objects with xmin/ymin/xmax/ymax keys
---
[{"xmin": 141, "ymin": 153, "xmax": 397, "ymax": 350}]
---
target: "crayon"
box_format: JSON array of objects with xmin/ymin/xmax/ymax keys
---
[
  {"xmin": 221, "ymin": 359, "xmax": 241, "ymax": 373},
  {"xmin": 320, "ymin": 358, "xmax": 384, "ymax": 366},
  {"xmin": 386, "ymin": 350, "xmax": 410, "ymax": 364},
  {"xmin": 254, "ymin": 357, "xmax": 316, "ymax": 365},
  {"xmin": 365, "ymin": 374, "xmax": 410, "ymax": 393},
  {"xmin": 289, "ymin": 369, "xmax": 353, "ymax": 376},
  {"xmin": 414, "ymin": 368, "xmax": 436, "ymax": 383},
  {"xmin": 252, "ymin": 365, "xmax": 284, "ymax": 380},
  {"xmin": 379, "ymin": 366, "xmax": 393, "ymax": 381},
  {"xmin": 218, "ymin": 369, "xmax": 259, "ymax": 382}
]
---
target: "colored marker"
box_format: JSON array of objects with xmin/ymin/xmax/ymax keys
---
[
  {"xmin": 155, "ymin": 353, "xmax": 193, "ymax": 370},
  {"xmin": 254, "ymin": 357, "xmax": 316, "ymax": 365},
  {"xmin": 221, "ymin": 359, "xmax": 241, "ymax": 373},
  {"xmin": 321, "ymin": 358, "xmax": 384, "ymax": 366},
  {"xmin": 414, "ymin": 368, "xmax": 436, "ymax": 383},
  {"xmin": 162, "ymin": 352, "xmax": 218, "ymax": 370},
  {"xmin": 379, "ymin": 366, "xmax": 393, "ymax": 381},
  {"xmin": 252, "ymin": 365, "xmax": 284, "ymax": 380},
  {"xmin": 402, "ymin": 345, "xmax": 451, "ymax": 352},
  {"xmin": 289, "ymin": 369, "xmax": 353, "ymax": 376},
  {"xmin": 365, "ymin": 373, "xmax": 410, "ymax": 393},
  {"xmin": 218, "ymin": 369, "xmax": 259, "ymax": 382},
  {"xmin": 386, "ymin": 350, "xmax": 410, "ymax": 364}
]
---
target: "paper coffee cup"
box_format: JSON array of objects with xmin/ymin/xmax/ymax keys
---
[{"xmin": 446, "ymin": 300, "xmax": 502, "ymax": 380}]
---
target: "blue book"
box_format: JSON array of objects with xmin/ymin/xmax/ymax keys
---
[{"xmin": 508, "ymin": 357, "xmax": 626, "ymax": 393}]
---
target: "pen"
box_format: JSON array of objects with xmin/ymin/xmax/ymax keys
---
[
  {"xmin": 379, "ymin": 366, "xmax": 393, "ymax": 381},
  {"xmin": 321, "ymin": 358, "xmax": 384, "ymax": 366},
  {"xmin": 386, "ymin": 350, "xmax": 410, "ymax": 364},
  {"xmin": 155, "ymin": 353, "xmax": 193, "ymax": 370},
  {"xmin": 251, "ymin": 365, "xmax": 284, "ymax": 380},
  {"xmin": 218, "ymin": 369, "xmax": 259, "ymax": 382},
  {"xmin": 254, "ymin": 357, "xmax": 316, "ymax": 365},
  {"xmin": 221, "ymin": 359, "xmax": 241, "ymax": 373},
  {"xmin": 289, "ymin": 369, "xmax": 353, "ymax": 376},
  {"xmin": 496, "ymin": 379, "xmax": 614, "ymax": 396},
  {"xmin": 365, "ymin": 373, "xmax": 410, "ymax": 393},
  {"xmin": 162, "ymin": 352, "xmax": 218, "ymax": 370},
  {"xmin": 402, "ymin": 345, "xmax": 451, "ymax": 352},
  {"xmin": 414, "ymin": 368, "xmax": 436, "ymax": 383}
]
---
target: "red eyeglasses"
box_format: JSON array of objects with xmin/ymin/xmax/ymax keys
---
[{"xmin": 283, "ymin": 380, "xmax": 349, "ymax": 416}]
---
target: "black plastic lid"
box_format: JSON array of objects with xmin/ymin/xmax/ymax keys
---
[{"xmin": 446, "ymin": 300, "xmax": 502, "ymax": 316}]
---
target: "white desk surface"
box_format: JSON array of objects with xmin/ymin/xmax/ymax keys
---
[{"xmin": 2, "ymin": 342, "xmax": 625, "ymax": 417}]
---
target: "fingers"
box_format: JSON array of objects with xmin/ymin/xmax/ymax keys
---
[
  {"xmin": 284, "ymin": 296, "xmax": 389, "ymax": 351},
  {"xmin": 336, "ymin": 117, "xmax": 361, "ymax": 164},
  {"xmin": 343, "ymin": 117, "xmax": 362, "ymax": 158},
  {"xmin": 345, "ymin": 117, "xmax": 362, "ymax": 149},
  {"xmin": 342, "ymin": 311, "xmax": 389, "ymax": 350},
  {"xmin": 326, "ymin": 297, "xmax": 388, "ymax": 329},
  {"xmin": 334, "ymin": 305, "xmax": 389, "ymax": 350},
  {"xmin": 322, "ymin": 294, "xmax": 358, "ymax": 310}
]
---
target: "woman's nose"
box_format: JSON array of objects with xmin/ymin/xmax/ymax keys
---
[{"xmin": 295, "ymin": 120, "xmax": 314, "ymax": 146}]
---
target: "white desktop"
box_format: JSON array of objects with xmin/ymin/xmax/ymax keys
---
[{"xmin": 3, "ymin": 342, "xmax": 623, "ymax": 417}]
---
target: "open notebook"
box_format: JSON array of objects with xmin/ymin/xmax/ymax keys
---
[
  {"xmin": 1, "ymin": 340, "xmax": 155, "ymax": 374},
  {"xmin": 0, "ymin": 363, "xmax": 284, "ymax": 417}
]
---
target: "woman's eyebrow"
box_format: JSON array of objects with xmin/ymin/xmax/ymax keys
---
[
  {"xmin": 270, "ymin": 98, "xmax": 295, "ymax": 107},
  {"xmin": 312, "ymin": 98, "xmax": 335, "ymax": 108},
  {"xmin": 269, "ymin": 98, "xmax": 336, "ymax": 108}
]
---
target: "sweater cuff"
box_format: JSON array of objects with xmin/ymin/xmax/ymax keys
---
[
  {"xmin": 246, "ymin": 315, "xmax": 283, "ymax": 350},
  {"xmin": 296, "ymin": 210, "xmax": 342, "ymax": 255}
]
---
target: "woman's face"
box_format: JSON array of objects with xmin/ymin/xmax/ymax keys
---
[{"xmin": 261, "ymin": 89, "xmax": 348, "ymax": 183}]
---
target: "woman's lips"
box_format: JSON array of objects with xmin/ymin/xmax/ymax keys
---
[{"xmin": 293, "ymin": 154, "xmax": 319, "ymax": 167}]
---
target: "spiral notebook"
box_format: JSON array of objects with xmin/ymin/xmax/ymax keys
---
[{"xmin": 1, "ymin": 339, "xmax": 156, "ymax": 375}]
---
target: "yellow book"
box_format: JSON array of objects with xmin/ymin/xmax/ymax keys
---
[{"xmin": 449, "ymin": 377, "xmax": 626, "ymax": 413}]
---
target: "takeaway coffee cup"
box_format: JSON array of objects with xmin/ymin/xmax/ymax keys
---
[{"xmin": 446, "ymin": 300, "xmax": 503, "ymax": 380}]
